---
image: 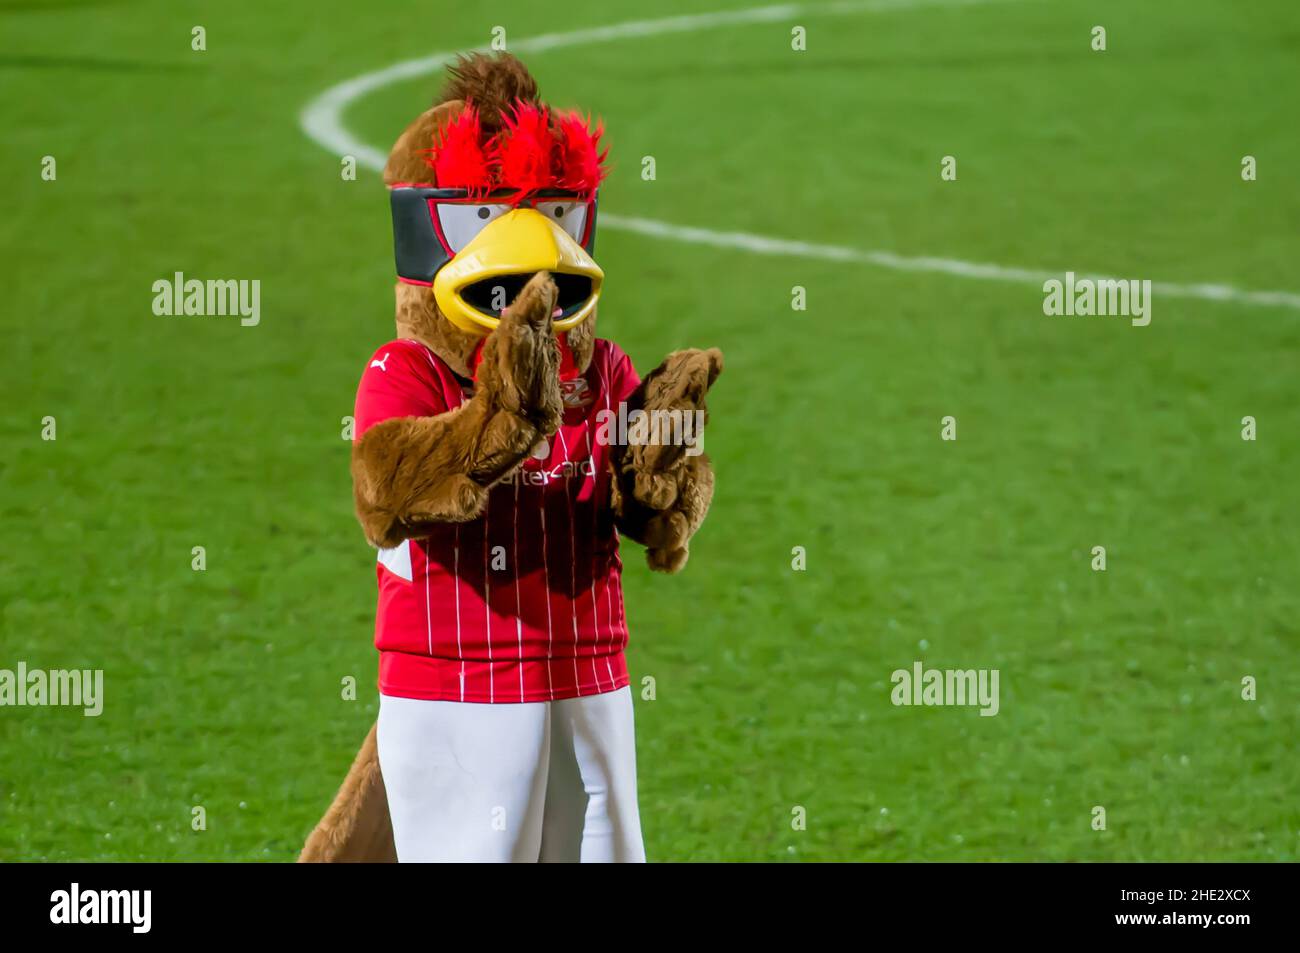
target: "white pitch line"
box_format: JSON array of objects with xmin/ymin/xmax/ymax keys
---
[
  {"xmin": 600, "ymin": 214, "xmax": 1300, "ymax": 309},
  {"xmin": 301, "ymin": 0, "xmax": 987, "ymax": 170},
  {"xmin": 299, "ymin": 0, "xmax": 1300, "ymax": 312}
]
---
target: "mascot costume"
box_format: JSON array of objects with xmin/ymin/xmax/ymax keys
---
[{"xmin": 299, "ymin": 52, "xmax": 722, "ymax": 863}]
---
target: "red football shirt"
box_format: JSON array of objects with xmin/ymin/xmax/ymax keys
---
[{"xmin": 353, "ymin": 336, "xmax": 639, "ymax": 703}]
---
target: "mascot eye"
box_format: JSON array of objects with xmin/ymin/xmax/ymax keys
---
[
  {"xmin": 436, "ymin": 203, "xmax": 509, "ymax": 253},
  {"xmin": 535, "ymin": 201, "xmax": 588, "ymax": 244}
]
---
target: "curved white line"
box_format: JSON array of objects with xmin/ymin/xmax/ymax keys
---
[{"xmin": 299, "ymin": 0, "xmax": 1300, "ymax": 312}]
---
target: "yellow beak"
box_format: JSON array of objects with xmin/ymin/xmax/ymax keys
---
[{"xmin": 433, "ymin": 207, "xmax": 603, "ymax": 335}]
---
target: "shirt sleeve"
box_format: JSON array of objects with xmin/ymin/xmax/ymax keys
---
[
  {"xmin": 353, "ymin": 342, "xmax": 448, "ymax": 441},
  {"xmin": 603, "ymin": 340, "xmax": 642, "ymax": 405}
]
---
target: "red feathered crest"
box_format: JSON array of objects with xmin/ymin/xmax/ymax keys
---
[
  {"xmin": 426, "ymin": 100, "xmax": 608, "ymax": 202},
  {"xmin": 427, "ymin": 105, "xmax": 495, "ymax": 197}
]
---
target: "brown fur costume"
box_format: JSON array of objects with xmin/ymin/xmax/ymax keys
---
[{"xmin": 299, "ymin": 53, "xmax": 721, "ymax": 862}]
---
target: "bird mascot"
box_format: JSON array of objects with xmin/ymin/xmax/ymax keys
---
[{"xmin": 298, "ymin": 52, "xmax": 722, "ymax": 862}]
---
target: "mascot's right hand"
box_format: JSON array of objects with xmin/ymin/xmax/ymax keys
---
[{"xmin": 477, "ymin": 271, "xmax": 564, "ymax": 444}]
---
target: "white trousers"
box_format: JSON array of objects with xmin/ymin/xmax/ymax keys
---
[{"xmin": 377, "ymin": 686, "xmax": 645, "ymax": 862}]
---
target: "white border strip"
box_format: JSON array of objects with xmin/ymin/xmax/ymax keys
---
[{"xmin": 299, "ymin": 0, "xmax": 1300, "ymax": 312}]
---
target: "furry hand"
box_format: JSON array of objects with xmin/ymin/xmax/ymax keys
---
[
  {"xmin": 613, "ymin": 347, "xmax": 723, "ymax": 572},
  {"xmin": 626, "ymin": 347, "xmax": 723, "ymax": 510},
  {"xmin": 476, "ymin": 272, "xmax": 564, "ymax": 438},
  {"xmin": 638, "ymin": 453, "xmax": 715, "ymax": 572}
]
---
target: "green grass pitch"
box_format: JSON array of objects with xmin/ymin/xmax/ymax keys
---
[{"xmin": 1, "ymin": 0, "xmax": 1297, "ymax": 861}]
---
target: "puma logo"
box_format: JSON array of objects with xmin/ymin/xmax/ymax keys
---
[{"xmin": 370, "ymin": 353, "xmax": 390, "ymax": 371}]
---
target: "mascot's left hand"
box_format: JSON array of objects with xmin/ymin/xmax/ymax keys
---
[{"xmin": 611, "ymin": 347, "xmax": 723, "ymax": 573}]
